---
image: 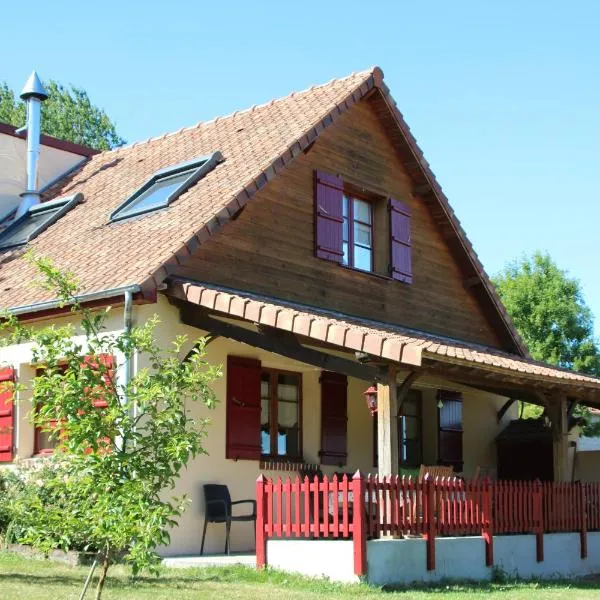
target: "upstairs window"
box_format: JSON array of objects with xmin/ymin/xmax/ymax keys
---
[
  {"xmin": 342, "ymin": 195, "xmax": 373, "ymax": 271},
  {"xmin": 110, "ymin": 151, "xmax": 222, "ymax": 222},
  {"xmin": 314, "ymin": 170, "xmax": 412, "ymax": 282},
  {"xmin": 0, "ymin": 194, "xmax": 82, "ymax": 250}
]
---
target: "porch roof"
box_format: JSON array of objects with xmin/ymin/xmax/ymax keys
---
[{"xmin": 167, "ymin": 278, "xmax": 600, "ymax": 406}]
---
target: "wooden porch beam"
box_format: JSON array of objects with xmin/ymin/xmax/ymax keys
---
[
  {"xmin": 377, "ymin": 365, "xmax": 400, "ymax": 477},
  {"xmin": 497, "ymin": 398, "xmax": 516, "ymax": 423},
  {"xmin": 180, "ymin": 306, "xmax": 384, "ymax": 382}
]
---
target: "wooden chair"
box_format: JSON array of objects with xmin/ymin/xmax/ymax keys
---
[
  {"xmin": 418, "ymin": 464, "xmax": 455, "ymax": 481},
  {"xmin": 411, "ymin": 465, "xmax": 456, "ymax": 526},
  {"xmin": 201, "ymin": 484, "xmax": 256, "ymax": 555}
]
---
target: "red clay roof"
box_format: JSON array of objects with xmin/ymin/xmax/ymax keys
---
[
  {"xmin": 0, "ymin": 70, "xmax": 376, "ymax": 308},
  {"xmin": 0, "ymin": 67, "xmax": 524, "ymax": 358},
  {"xmin": 169, "ymin": 279, "xmax": 600, "ymax": 394}
]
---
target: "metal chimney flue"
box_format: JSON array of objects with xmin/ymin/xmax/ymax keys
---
[{"xmin": 14, "ymin": 71, "xmax": 48, "ymax": 219}]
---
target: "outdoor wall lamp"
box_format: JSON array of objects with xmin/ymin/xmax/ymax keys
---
[{"xmin": 363, "ymin": 384, "xmax": 378, "ymax": 416}]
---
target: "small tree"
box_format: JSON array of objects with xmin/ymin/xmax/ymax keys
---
[
  {"xmin": 494, "ymin": 252, "xmax": 600, "ymax": 433},
  {"xmin": 1, "ymin": 254, "xmax": 220, "ymax": 599},
  {"xmin": 0, "ymin": 80, "xmax": 125, "ymax": 150}
]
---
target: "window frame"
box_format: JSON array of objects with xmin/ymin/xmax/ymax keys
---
[
  {"xmin": 398, "ymin": 389, "xmax": 423, "ymax": 469},
  {"xmin": 0, "ymin": 194, "xmax": 82, "ymax": 250},
  {"xmin": 342, "ymin": 193, "xmax": 374, "ymax": 272},
  {"xmin": 260, "ymin": 367, "xmax": 303, "ymax": 460},
  {"xmin": 109, "ymin": 151, "xmax": 222, "ymax": 222}
]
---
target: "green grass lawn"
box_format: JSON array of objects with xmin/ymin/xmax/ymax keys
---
[{"xmin": 1, "ymin": 551, "xmax": 600, "ymax": 599}]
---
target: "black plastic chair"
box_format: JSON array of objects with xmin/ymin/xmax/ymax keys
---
[{"xmin": 201, "ymin": 484, "xmax": 257, "ymax": 555}]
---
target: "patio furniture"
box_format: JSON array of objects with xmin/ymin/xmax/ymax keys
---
[
  {"xmin": 201, "ymin": 484, "xmax": 256, "ymax": 555},
  {"xmin": 418, "ymin": 464, "xmax": 455, "ymax": 481}
]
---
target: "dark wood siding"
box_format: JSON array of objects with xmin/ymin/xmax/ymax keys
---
[{"xmin": 176, "ymin": 97, "xmax": 503, "ymax": 347}]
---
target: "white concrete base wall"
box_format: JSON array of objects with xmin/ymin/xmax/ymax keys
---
[
  {"xmin": 367, "ymin": 537, "xmax": 489, "ymax": 586},
  {"xmin": 267, "ymin": 539, "xmax": 358, "ymax": 583},
  {"xmin": 366, "ymin": 532, "xmax": 600, "ymax": 586}
]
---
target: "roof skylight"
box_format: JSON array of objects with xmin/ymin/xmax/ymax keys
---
[
  {"xmin": 0, "ymin": 193, "xmax": 83, "ymax": 250},
  {"xmin": 110, "ymin": 152, "xmax": 222, "ymax": 222}
]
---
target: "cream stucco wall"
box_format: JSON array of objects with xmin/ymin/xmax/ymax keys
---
[{"xmin": 0, "ymin": 295, "xmax": 518, "ymax": 555}]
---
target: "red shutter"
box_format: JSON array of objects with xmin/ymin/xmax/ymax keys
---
[
  {"xmin": 226, "ymin": 356, "xmax": 262, "ymax": 461},
  {"xmin": 314, "ymin": 171, "xmax": 344, "ymax": 263},
  {"xmin": 0, "ymin": 367, "xmax": 15, "ymax": 462},
  {"xmin": 319, "ymin": 371, "xmax": 348, "ymax": 466},
  {"xmin": 389, "ymin": 198, "xmax": 412, "ymax": 283}
]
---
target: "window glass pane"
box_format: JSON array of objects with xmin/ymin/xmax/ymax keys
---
[
  {"xmin": 121, "ymin": 170, "xmax": 193, "ymax": 217},
  {"xmin": 0, "ymin": 206, "xmax": 63, "ymax": 248},
  {"xmin": 403, "ymin": 416, "xmax": 419, "ymax": 439},
  {"xmin": 277, "ymin": 374, "xmax": 300, "ymax": 457},
  {"xmin": 343, "ymin": 217, "xmax": 349, "ymax": 242},
  {"xmin": 342, "ymin": 195, "xmax": 349, "ymax": 218},
  {"xmin": 261, "ymin": 374, "xmax": 270, "ymax": 454},
  {"xmin": 261, "ymin": 430, "xmax": 270, "ymax": 455},
  {"xmin": 353, "ymin": 199, "xmax": 371, "ymax": 224},
  {"xmin": 401, "ymin": 397, "xmax": 419, "ymax": 417},
  {"xmin": 404, "ymin": 439, "xmax": 421, "ymax": 467},
  {"xmin": 354, "ymin": 245, "xmax": 372, "ymax": 271},
  {"xmin": 342, "ymin": 242, "xmax": 349, "ymax": 266},
  {"xmin": 36, "ymin": 428, "xmax": 58, "ymax": 453},
  {"xmin": 440, "ymin": 400, "xmax": 463, "ymax": 430},
  {"xmin": 354, "ymin": 222, "xmax": 372, "ymax": 248}
]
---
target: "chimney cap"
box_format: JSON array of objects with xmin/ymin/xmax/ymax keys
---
[{"xmin": 20, "ymin": 71, "xmax": 48, "ymax": 101}]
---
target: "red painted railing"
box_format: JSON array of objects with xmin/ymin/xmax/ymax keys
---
[
  {"xmin": 255, "ymin": 472, "xmax": 366, "ymax": 575},
  {"xmin": 256, "ymin": 473, "xmax": 600, "ymax": 575}
]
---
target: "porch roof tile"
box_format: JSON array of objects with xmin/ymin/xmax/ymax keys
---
[{"xmin": 168, "ymin": 279, "xmax": 600, "ymax": 396}]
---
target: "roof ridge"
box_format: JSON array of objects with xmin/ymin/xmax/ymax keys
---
[{"xmin": 99, "ymin": 68, "xmax": 377, "ymax": 158}]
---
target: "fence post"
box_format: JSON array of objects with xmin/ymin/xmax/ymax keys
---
[
  {"xmin": 424, "ymin": 474, "xmax": 436, "ymax": 571},
  {"xmin": 256, "ymin": 474, "xmax": 267, "ymax": 569},
  {"xmin": 534, "ymin": 479, "xmax": 544, "ymax": 562},
  {"xmin": 352, "ymin": 470, "xmax": 367, "ymax": 577},
  {"xmin": 579, "ymin": 482, "xmax": 588, "ymax": 559},
  {"xmin": 482, "ymin": 478, "xmax": 494, "ymax": 566}
]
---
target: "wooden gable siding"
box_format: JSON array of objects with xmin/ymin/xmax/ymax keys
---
[{"xmin": 175, "ymin": 97, "xmax": 502, "ymax": 348}]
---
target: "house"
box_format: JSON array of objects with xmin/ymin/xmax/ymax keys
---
[{"xmin": 2, "ymin": 67, "xmax": 600, "ymax": 583}]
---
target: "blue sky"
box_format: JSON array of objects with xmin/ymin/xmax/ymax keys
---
[{"xmin": 3, "ymin": 1, "xmax": 600, "ymax": 335}]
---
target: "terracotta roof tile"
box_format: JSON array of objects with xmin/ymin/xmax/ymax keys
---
[
  {"xmin": 169, "ymin": 279, "xmax": 600, "ymax": 392},
  {"xmin": 0, "ymin": 69, "xmax": 376, "ymax": 309}
]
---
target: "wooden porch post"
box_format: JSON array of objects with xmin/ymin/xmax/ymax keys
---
[
  {"xmin": 377, "ymin": 366, "xmax": 399, "ymax": 477},
  {"xmin": 548, "ymin": 395, "xmax": 569, "ymax": 482}
]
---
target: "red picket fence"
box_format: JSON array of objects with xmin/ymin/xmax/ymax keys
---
[
  {"xmin": 256, "ymin": 473, "xmax": 600, "ymax": 576},
  {"xmin": 255, "ymin": 472, "xmax": 366, "ymax": 575}
]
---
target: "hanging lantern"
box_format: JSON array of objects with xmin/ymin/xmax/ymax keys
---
[{"xmin": 363, "ymin": 384, "xmax": 378, "ymax": 416}]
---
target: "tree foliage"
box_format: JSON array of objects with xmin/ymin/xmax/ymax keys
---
[
  {"xmin": 0, "ymin": 254, "xmax": 220, "ymax": 599},
  {"xmin": 493, "ymin": 251, "xmax": 600, "ymax": 432},
  {"xmin": 0, "ymin": 80, "xmax": 125, "ymax": 150}
]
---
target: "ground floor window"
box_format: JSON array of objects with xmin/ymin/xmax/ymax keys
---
[
  {"xmin": 260, "ymin": 369, "xmax": 302, "ymax": 459},
  {"xmin": 438, "ymin": 390, "xmax": 463, "ymax": 472},
  {"xmin": 399, "ymin": 389, "xmax": 423, "ymax": 468},
  {"xmin": 373, "ymin": 388, "xmax": 423, "ymax": 470},
  {"xmin": 34, "ymin": 365, "xmax": 66, "ymax": 455}
]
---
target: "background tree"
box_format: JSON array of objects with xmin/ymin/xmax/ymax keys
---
[
  {"xmin": 493, "ymin": 251, "xmax": 600, "ymax": 432},
  {"xmin": 1, "ymin": 254, "xmax": 220, "ymax": 599},
  {"xmin": 0, "ymin": 80, "xmax": 125, "ymax": 150}
]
